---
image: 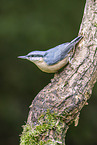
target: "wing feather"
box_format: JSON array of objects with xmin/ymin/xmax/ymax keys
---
[{"xmin": 43, "ymin": 43, "xmax": 70, "ymax": 65}]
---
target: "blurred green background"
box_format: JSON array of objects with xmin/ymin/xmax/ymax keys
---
[{"xmin": 0, "ymin": 0, "xmax": 97, "ymax": 145}]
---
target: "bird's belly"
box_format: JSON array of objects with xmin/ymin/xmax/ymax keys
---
[{"xmin": 34, "ymin": 57, "xmax": 69, "ymax": 73}]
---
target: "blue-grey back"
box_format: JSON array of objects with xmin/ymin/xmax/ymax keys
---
[
  {"xmin": 43, "ymin": 42, "xmax": 71, "ymax": 65},
  {"xmin": 43, "ymin": 36, "xmax": 83, "ymax": 65}
]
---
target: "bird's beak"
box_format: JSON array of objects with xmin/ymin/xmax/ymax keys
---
[{"xmin": 18, "ymin": 56, "xmax": 27, "ymax": 59}]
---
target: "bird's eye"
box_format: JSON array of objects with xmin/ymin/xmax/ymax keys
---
[{"xmin": 27, "ymin": 55, "xmax": 34, "ymax": 57}]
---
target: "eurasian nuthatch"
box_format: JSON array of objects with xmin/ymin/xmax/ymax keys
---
[{"xmin": 18, "ymin": 36, "xmax": 83, "ymax": 73}]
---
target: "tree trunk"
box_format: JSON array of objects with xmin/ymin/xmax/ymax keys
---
[{"xmin": 20, "ymin": 0, "xmax": 97, "ymax": 144}]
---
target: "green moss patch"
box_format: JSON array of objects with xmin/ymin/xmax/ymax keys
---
[{"xmin": 20, "ymin": 110, "xmax": 65, "ymax": 145}]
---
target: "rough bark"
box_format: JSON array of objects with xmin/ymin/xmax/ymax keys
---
[{"xmin": 20, "ymin": 0, "xmax": 97, "ymax": 144}]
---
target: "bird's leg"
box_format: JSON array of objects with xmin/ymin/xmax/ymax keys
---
[
  {"xmin": 68, "ymin": 56, "xmax": 73, "ymax": 64},
  {"xmin": 54, "ymin": 71, "xmax": 59, "ymax": 77},
  {"xmin": 68, "ymin": 46, "xmax": 76, "ymax": 64}
]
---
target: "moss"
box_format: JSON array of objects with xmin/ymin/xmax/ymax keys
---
[
  {"xmin": 20, "ymin": 110, "xmax": 65, "ymax": 145},
  {"xmin": 64, "ymin": 81, "xmax": 68, "ymax": 87},
  {"xmin": 94, "ymin": 23, "xmax": 97, "ymax": 27},
  {"xmin": 20, "ymin": 124, "xmax": 54, "ymax": 145}
]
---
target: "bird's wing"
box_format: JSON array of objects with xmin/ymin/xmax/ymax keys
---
[
  {"xmin": 43, "ymin": 36, "xmax": 83, "ymax": 65},
  {"xmin": 43, "ymin": 42, "xmax": 70, "ymax": 65}
]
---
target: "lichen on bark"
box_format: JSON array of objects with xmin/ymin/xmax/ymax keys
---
[{"xmin": 20, "ymin": 0, "xmax": 97, "ymax": 144}]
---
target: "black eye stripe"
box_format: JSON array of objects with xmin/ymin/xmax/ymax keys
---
[
  {"xmin": 27, "ymin": 54, "xmax": 43, "ymax": 57},
  {"xmin": 27, "ymin": 55, "xmax": 34, "ymax": 57}
]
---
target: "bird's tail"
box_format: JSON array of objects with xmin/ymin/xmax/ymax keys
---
[
  {"xmin": 70, "ymin": 35, "xmax": 83, "ymax": 45},
  {"xmin": 70, "ymin": 36, "xmax": 83, "ymax": 46},
  {"xmin": 64, "ymin": 35, "xmax": 83, "ymax": 54},
  {"xmin": 63, "ymin": 35, "xmax": 83, "ymax": 55}
]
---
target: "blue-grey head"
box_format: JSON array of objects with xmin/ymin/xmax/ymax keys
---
[{"xmin": 18, "ymin": 51, "xmax": 46, "ymax": 62}]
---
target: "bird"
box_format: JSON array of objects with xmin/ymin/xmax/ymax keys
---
[{"xmin": 18, "ymin": 35, "xmax": 83, "ymax": 73}]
